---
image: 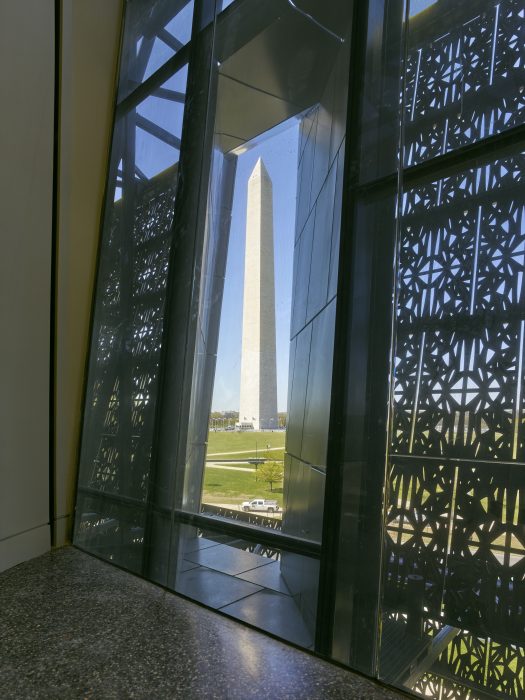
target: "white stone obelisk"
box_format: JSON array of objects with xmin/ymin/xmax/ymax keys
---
[{"xmin": 238, "ymin": 158, "xmax": 278, "ymax": 430}]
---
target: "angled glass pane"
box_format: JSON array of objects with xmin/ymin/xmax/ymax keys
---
[
  {"xmin": 135, "ymin": 67, "xmax": 188, "ymax": 178},
  {"xmin": 173, "ymin": 524, "xmax": 318, "ymax": 649},
  {"xmin": 219, "ymin": 0, "xmax": 236, "ymax": 11},
  {"xmin": 74, "ymin": 63, "xmax": 189, "ymax": 572},
  {"xmin": 118, "ymin": 0, "xmax": 194, "ymax": 101}
]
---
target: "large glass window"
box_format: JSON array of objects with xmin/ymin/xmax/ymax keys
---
[
  {"xmin": 75, "ymin": 0, "xmax": 352, "ymax": 653},
  {"xmin": 74, "ymin": 0, "xmax": 525, "ymax": 696},
  {"xmin": 168, "ymin": 0, "xmax": 352, "ymax": 644},
  {"xmin": 74, "ymin": 1, "xmax": 191, "ymax": 573},
  {"xmin": 330, "ymin": 1, "xmax": 525, "ymax": 698},
  {"xmin": 201, "ymin": 121, "xmax": 297, "ymax": 520}
]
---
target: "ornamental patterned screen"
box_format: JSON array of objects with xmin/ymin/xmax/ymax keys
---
[
  {"xmin": 381, "ymin": 1, "xmax": 525, "ymax": 698},
  {"xmin": 405, "ymin": 0, "xmax": 525, "ymax": 166},
  {"xmin": 81, "ymin": 170, "xmax": 177, "ymax": 502},
  {"xmin": 75, "ymin": 0, "xmax": 193, "ymax": 569},
  {"xmin": 75, "ymin": 166, "xmax": 179, "ymax": 570}
]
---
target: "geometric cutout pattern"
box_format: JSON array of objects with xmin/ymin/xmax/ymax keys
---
[
  {"xmin": 393, "ymin": 154, "xmax": 525, "ymax": 461},
  {"xmin": 413, "ymin": 672, "xmax": 481, "ymax": 700},
  {"xmin": 393, "ymin": 323, "xmax": 524, "ymax": 460},
  {"xmin": 447, "ymin": 464, "xmax": 525, "ymax": 640},
  {"xmin": 79, "ymin": 170, "xmax": 178, "ymax": 501},
  {"xmin": 384, "ymin": 459, "xmax": 454, "ymax": 617},
  {"xmin": 385, "ymin": 7, "xmax": 525, "ymax": 696},
  {"xmin": 432, "ymin": 632, "xmax": 525, "ymax": 700},
  {"xmin": 443, "ymin": 632, "xmax": 488, "ymax": 689},
  {"xmin": 385, "ymin": 459, "xmax": 525, "ymax": 639},
  {"xmin": 201, "ymin": 504, "xmax": 282, "ymax": 532},
  {"xmin": 487, "ymin": 639, "xmax": 525, "ymax": 698},
  {"xmin": 410, "ymin": 631, "xmax": 525, "ymax": 699},
  {"xmin": 405, "ymin": 0, "xmax": 525, "ymax": 167}
]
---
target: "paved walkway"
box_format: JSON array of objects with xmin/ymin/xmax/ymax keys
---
[
  {"xmin": 204, "ymin": 502, "xmax": 283, "ymax": 518},
  {"xmin": 205, "ymin": 462, "xmax": 254, "ymax": 472},
  {"xmin": 207, "ymin": 446, "xmax": 283, "ymax": 457}
]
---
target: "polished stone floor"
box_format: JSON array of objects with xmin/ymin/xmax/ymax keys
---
[{"xmin": 0, "ymin": 547, "xmax": 407, "ymax": 699}]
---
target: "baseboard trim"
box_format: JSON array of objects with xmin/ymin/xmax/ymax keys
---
[{"xmin": 0, "ymin": 524, "xmax": 50, "ymax": 573}]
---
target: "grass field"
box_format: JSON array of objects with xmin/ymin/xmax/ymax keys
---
[
  {"xmin": 206, "ymin": 430, "xmax": 286, "ymax": 461},
  {"xmin": 203, "ymin": 431, "xmax": 286, "ymax": 505},
  {"xmin": 202, "ymin": 466, "xmax": 284, "ymax": 507}
]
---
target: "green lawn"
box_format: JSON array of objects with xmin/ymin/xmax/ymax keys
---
[
  {"xmin": 202, "ymin": 466, "xmax": 284, "ymax": 507},
  {"xmin": 206, "ymin": 430, "xmax": 286, "ymax": 461}
]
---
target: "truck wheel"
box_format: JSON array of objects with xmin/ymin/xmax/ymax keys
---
[
  {"xmin": 243, "ymin": 507, "xmax": 249, "ymax": 512},
  {"xmin": 268, "ymin": 508, "xmax": 274, "ymax": 513}
]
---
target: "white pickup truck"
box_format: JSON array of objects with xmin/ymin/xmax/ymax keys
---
[{"xmin": 241, "ymin": 499, "xmax": 280, "ymax": 513}]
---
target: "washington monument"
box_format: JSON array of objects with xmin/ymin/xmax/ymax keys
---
[{"xmin": 238, "ymin": 158, "xmax": 278, "ymax": 430}]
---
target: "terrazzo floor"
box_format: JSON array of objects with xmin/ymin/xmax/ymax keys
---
[{"xmin": 0, "ymin": 547, "xmax": 408, "ymax": 699}]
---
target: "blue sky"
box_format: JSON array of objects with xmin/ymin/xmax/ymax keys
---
[
  {"xmin": 211, "ymin": 121, "xmax": 299, "ymax": 412},
  {"xmin": 120, "ymin": 0, "xmax": 439, "ymax": 412},
  {"xmin": 409, "ymin": 0, "xmax": 437, "ymax": 16}
]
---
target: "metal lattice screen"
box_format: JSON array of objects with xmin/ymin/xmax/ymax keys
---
[
  {"xmin": 76, "ymin": 167, "xmax": 178, "ymax": 567},
  {"xmin": 383, "ymin": 1, "xmax": 525, "ymax": 697}
]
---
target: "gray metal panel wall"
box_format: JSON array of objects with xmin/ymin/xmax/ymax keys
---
[{"xmin": 281, "ymin": 37, "xmax": 350, "ymax": 630}]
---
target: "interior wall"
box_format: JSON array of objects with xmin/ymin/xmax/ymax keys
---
[
  {"xmin": 55, "ymin": 0, "xmax": 123, "ymax": 546},
  {"xmin": 0, "ymin": 0, "xmax": 122, "ymax": 570},
  {"xmin": 0, "ymin": 0, "xmax": 55, "ymax": 572}
]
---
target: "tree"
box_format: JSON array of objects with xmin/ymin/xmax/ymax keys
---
[{"xmin": 258, "ymin": 460, "xmax": 284, "ymax": 492}]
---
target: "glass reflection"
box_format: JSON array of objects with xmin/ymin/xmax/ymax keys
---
[
  {"xmin": 174, "ymin": 525, "xmax": 317, "ymax": 648},
  {"xmin": 142, "ymin": 2, "xmax": 194, "ymax": 81},
  {"xmin": 73, "ymin": 0, "xmax": 525, "ymax": 690}
]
